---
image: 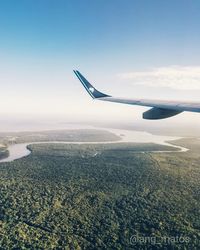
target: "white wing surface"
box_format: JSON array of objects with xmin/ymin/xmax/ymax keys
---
[{"xmin": 74, "ymin": 70, "xmax": 200, "ymax": 120}]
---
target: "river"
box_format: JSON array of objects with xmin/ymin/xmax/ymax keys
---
[{"xmin": 0, "ymin": 127, "xmax": 188, "ymax": 163}]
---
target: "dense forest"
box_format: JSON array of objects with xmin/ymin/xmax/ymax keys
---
[{"xmin": 0, "ymin": 138, "xmax": 200, "ymax": 249}]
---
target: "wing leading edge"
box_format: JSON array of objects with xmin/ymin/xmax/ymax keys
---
[{"xmin": 73, "ymin": 70, "xmax": 200, "ymax": 120}]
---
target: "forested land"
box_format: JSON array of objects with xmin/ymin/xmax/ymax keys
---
[
  {"xmin": 0, "ymin": 139, "xmax": 200, "ymax": 249},
  {"xmin": 0, "ymin": 129, "xmax": 121, "ymax": 145}
]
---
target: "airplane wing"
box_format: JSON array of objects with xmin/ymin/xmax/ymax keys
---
[{"xmin": 74, "ymin": 70, "xmax": 200, "ymax": 120}]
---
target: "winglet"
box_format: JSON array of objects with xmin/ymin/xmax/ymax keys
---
[{"xmin": 73, "ymin": 70, "xmax": 110, "ymax": 99}]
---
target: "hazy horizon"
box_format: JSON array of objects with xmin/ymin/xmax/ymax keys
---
[{"xmin": 0, "ymin": 113, "xmax": 199, "ymax": 137}]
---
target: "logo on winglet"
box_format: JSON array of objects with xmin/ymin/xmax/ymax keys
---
[{"xmin": 89, "ymin": 87, "xmax": 95, "ymax": 93}]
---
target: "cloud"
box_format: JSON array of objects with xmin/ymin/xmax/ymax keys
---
[{"xmin": 118, "ymin": 66, "xmax": 200, "ymax": 90}]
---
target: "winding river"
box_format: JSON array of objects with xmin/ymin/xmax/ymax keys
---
[{"xmin": 0, "ymin": 127, "xmax": 188, "ymax": 163}]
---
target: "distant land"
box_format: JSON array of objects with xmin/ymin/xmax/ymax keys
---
[{"xmin": 0, "ymin": 116, "xmax": 199, "ymax": 137}]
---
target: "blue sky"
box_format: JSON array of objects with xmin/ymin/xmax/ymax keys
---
[
  {"xmin": 1, "ymin": 0, "xmax": 200, "ymax": 66},
  {"xmin": 0, "ymin": 0, "xmax": 200, "ymax": 127}
]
